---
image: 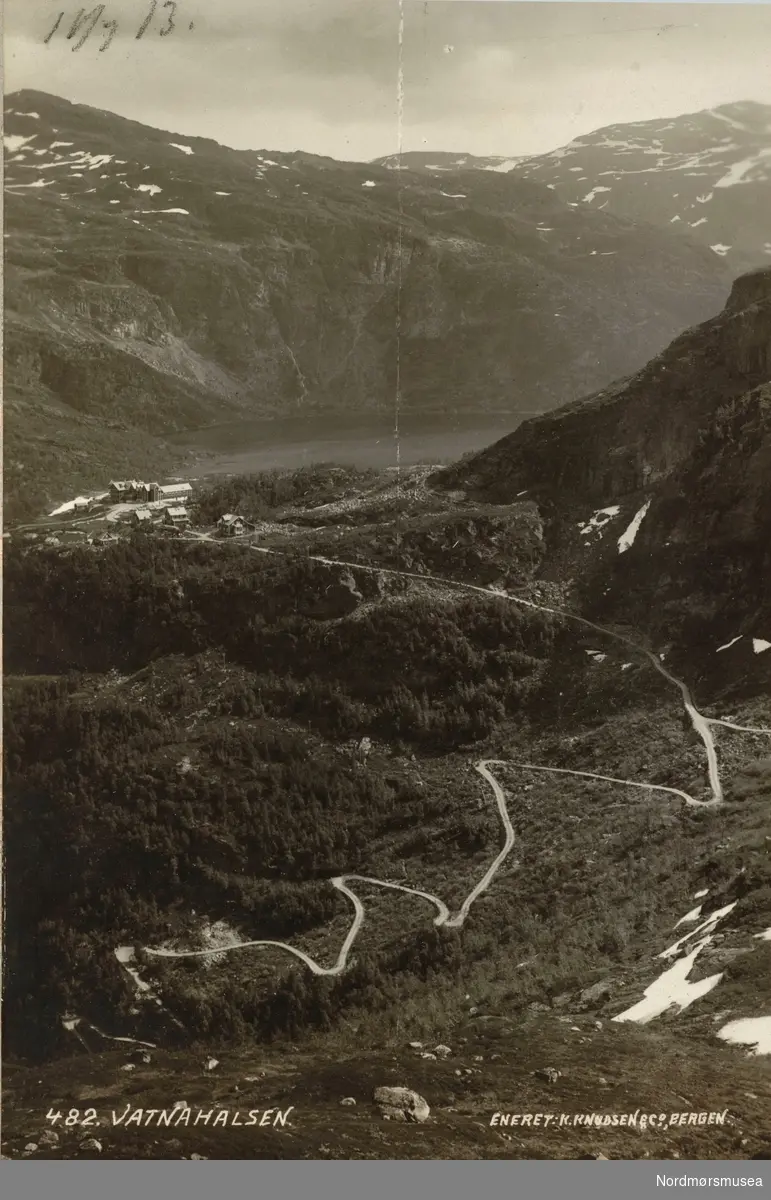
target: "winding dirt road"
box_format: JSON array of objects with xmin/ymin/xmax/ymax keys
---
[
  {"xmin": 146, "ymin": 759, "xmax": 513, "ymax": 974},
  {"xmin": 140, "ymin": 544, "xmax": 771, "ymax": 979}
]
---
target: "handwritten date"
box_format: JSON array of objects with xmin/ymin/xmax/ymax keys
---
[{"xmin": 44, "ymin": 2, "xmax": 194, "ymax": 52}]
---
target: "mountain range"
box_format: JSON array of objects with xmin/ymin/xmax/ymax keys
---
[
  {"xmin": 375, "ymin": 103, "xmax": 771, "ymax": 274},
  {"xmin": 4, "ymin": 89, "xmax": 747, "ymax": 518},
  {"xmin": 514, "ymin": 101, "xmax": 771, "ymax": 274}
]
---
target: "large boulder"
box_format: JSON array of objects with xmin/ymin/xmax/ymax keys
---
[
  {"xmin": 533, "ymin": 1067, "xmax": 562, "ymax": 1084},
  {"xmin": 579, "ymin": 979, "xmax": 614, "ymax": 1008},
  {"xmin": 79, "ymin": 1138, "xmax": 103, "ymax": 1154},
  {"xmin": 373, "ymin": 1086, "xmax": 430, "ymax": 1123}
]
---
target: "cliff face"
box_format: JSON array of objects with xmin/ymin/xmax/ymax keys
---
[
  {"xmin": 439, "ymin": 266, "xmax": 771, "ymax": 507},
  {"xmin": 595, "ymin": 379, "xmax": 771, "ymax": 700}
]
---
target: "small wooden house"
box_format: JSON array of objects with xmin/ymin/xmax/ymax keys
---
[
  {"xmin": 164, "ymin": 505, "xmax": 190, "ymax": 528},
  {"xmin": 217, "ymin": 513, "xmax": 246, "ymax": 537}
]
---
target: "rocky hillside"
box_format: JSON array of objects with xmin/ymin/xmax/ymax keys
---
[
  {"xmin": 513, "ymin": 102, "xmax": 771, "ymax": 272},
  {"xmin": 4, "ymin": 89, "xmax": 732, "ymax": 512},
  {"xmin": 435, "ymin": 265, "xmax": 771, "ymax": 699},
  {"xmin": 5, "ymin": 1016, "xmax": 770, "ymax": 1160},
  {"xmin": 438, "ymin": 266, "xmax": 771, "ymax": 504}
]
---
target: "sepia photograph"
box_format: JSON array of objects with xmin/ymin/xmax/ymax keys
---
[{"xmin": 3, "ymin": 0, "xmax": 771, "ymax": 1171}]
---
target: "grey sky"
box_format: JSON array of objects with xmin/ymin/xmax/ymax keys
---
[{"xmin": 5, "ymin": 2, "xmax": 771, "ymax": 159}]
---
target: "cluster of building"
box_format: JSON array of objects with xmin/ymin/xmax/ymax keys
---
[
  {"xmin": 38, "ymin": 478, "xmax": 258, "ymax": 549},
  {"xmin": 42, "ymin": 529, "xmax": 119, "ymax": 547},
  {"xmin": 109, "ymin": 479, "xmax": 194, "ymax": 530},
  {"xmin": 109, "ymin": 479, "xmax": 193, "ymax": 505}
]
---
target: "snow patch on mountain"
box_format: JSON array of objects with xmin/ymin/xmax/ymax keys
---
[
  {"xmin": 613, "ymin": 903, "xmax": 740, "ymax": 1025},
  {"xmin": 659, "ymin": 902, "xmax": 738, "ymax": 961},
  {"xmin": 674, "ymin": 905, "xmax": 703, "ymax": 928},
  {"xmin": 709, "ymin": 108, "xmax": 752, "ymax": 134},
  {"xmin": 612, "ymin": 938, "xmax": 722, "ymax": 1024},
  {"xmin": 714, "ymin": 148, "xmax": 771, "ymax": 188},
  {"xmin": 582, "ymin": 186, "xmax": 612, "ymax": 204},
  {"xmin": 717, "ymin": 1017, "xmax": 771, "ymax": 1056},
  {"xmin": 4, "ymin": 134, "xmax": 35, "ymax": 153},
  {"xmin": 617, "ymin": 500, "xmax": 651, "ymax": 553},
  {"xmin": 577, "ymin": 505, "xmax": 620, "ymax": 539},
  {"xmin": 481, "ymin": 158, "xmax": 526, "ymax": 172},
  {"xmin": 6, "ymin": 179, "xmax": 53, "ymax": 190},
  {"xmin": 81, "ymin": 153, "xmax": 113, "ymax": 170}
]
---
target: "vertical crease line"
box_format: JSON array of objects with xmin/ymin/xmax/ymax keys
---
[
  {"xmin": 396, "ymin": 3, "xmax": 403, "ymax": 506},
  {"xmin": 395, "ymin": 0, "xmax": 405, "ymax": 559}
]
